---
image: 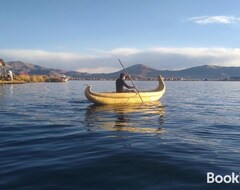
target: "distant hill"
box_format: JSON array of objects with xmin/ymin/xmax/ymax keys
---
[
  {"xmin": 159, "ymin": 65, "xmax": 240, "ymax": 80},
  {"xmin": 105, "ymin": 64, "xmax": 160, "ymax": 78},
  {"xmin": 5, "ymin": 61, "xmax": 91, "ymax": 78},
  {"xmin": 74, "ymin": 64, "xmax": 240, "ymax": 80},
  {"xmin": 4, "ymin": 61, "xmax": 240, "ymax": 80},
  {"xmin": 5, "ymin": 61, "xmax": 61, "ymax": 76}
]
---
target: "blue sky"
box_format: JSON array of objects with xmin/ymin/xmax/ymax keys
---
[{"xmin": 1, "ymin": 0, "xmax": 240, "ymax": 72}]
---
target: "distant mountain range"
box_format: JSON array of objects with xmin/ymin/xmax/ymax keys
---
[
  {"xmin": 5, "ymin": 61, "xmax": 240, "ymax": 80},
  {"xmin": 5, "ymin": 61, "xmax": 64, "ymax": 76}
]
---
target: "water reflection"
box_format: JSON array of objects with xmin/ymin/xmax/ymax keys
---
[{"xmin": 84, "ymin": 102, "xmax": 165, "ymax": 133}]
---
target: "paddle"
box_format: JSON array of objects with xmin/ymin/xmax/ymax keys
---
[{"xmin": 118, "ymin": 58, "xmax": 144, "ymax": 103}]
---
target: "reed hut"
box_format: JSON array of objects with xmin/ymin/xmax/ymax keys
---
[{"xmin": 0, "ymin": 59, "xmax": 6, "ymax": 77}]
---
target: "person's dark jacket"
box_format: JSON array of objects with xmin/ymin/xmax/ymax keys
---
[{"xmin": 116, "ymin": 78, "xmax": 134, "ymax": 92}]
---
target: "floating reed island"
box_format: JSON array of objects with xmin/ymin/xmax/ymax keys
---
[{"xmin": 0, "ymin": 74, "xmax": 69, "ymax": 84}]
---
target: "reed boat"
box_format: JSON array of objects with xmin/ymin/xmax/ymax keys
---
[{"xmin": 85, "ymin": 76, "xmax": 165, "ymax": 105}]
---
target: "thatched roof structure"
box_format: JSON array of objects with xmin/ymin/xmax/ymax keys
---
[{"xmin": 0, "ymin": 59, "xmax": 6, "ymax": 66}]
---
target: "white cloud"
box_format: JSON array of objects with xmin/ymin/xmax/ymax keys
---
[
  {"xmin": 0, "ymin": 49, "xmax": 93, "ymax": 61},
  {"xmin": 0, "ymin": 49, "xmax": 98, "ymax": 70},
  {"xmin": 188, "ymin": 16, "xmax": 240, "ymax": 25},
  {"xmin": 76, "ymin": 67, "xmax": 119, "ymax": 73},
  {"xmin": 85, "ymin": 48, "xmax": 140, "ymax": 57},
  {"xmin": 108, "ymin": 48, "xmax": 140, "ymax": 56},
  {"xmin": 0, "ymin": 48, "xmax": 139, "ymax": 72},
  {"xmin": 150, "ymin": 47, "xmax": 238, "ymax": 58},
  {"xmin": 1, "ymin": 47, "xmax": 240, "ymax": 72}
]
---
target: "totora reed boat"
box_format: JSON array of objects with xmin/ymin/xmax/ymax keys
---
[{"xmin": 85, "ymin": 76, "xmax": 165, "ymax": 105}]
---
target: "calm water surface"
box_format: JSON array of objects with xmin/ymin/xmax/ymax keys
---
[{"xmin": 0, "ymin": 81, "xmax": 240, "ymax": 190}]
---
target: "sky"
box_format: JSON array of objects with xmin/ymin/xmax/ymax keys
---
[{"xmin": 1, "ymin": 0, "xmax": 240, "ymax": 73}]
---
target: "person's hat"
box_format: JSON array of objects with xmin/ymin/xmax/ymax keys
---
[{"xmin": 120, "ymin": 73, "xmax": 125, "ymax": 78}]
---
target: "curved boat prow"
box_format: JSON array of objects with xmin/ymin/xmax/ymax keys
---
[
  {"xmin": 157, "ymin": 75, "xmax": 165, "ymax": 91},
  {"xmin": 85, "ymin": 85, "xmax": 93, "ymax": 101}
]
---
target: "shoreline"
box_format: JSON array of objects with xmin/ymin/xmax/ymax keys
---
[
  {"xmin": 1, "ymin": 79, "xmax": 240, "ymax": 84},
  {"xmin": 0, "ymin": 80, "xmax": 25, "ymax": 84}
]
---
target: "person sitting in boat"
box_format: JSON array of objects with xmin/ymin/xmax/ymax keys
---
[{"xmin": 116, "ymin": 73, "xmax": 135, "ymax": 92}]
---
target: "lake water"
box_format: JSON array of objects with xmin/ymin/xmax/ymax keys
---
[{"xmin": 0, "ymin": 81, "xmax": 240, "ymax": 190}]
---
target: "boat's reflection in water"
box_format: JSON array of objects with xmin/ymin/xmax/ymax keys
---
[{"xmin": 84, "ymin": 102, "xmax": 165, "ymax": 134}]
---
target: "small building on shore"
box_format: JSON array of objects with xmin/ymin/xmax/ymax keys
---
[
  {"xmin": 1, "ymin": 59, "xmax": 14, "ymax": 81},
  {"xmin": 0, "ymin": 59, "xmax": 6, "ymax": 80},
  {"xmin": 0, "ymin": 59, "xmax": 6, "ymax": 75}
]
